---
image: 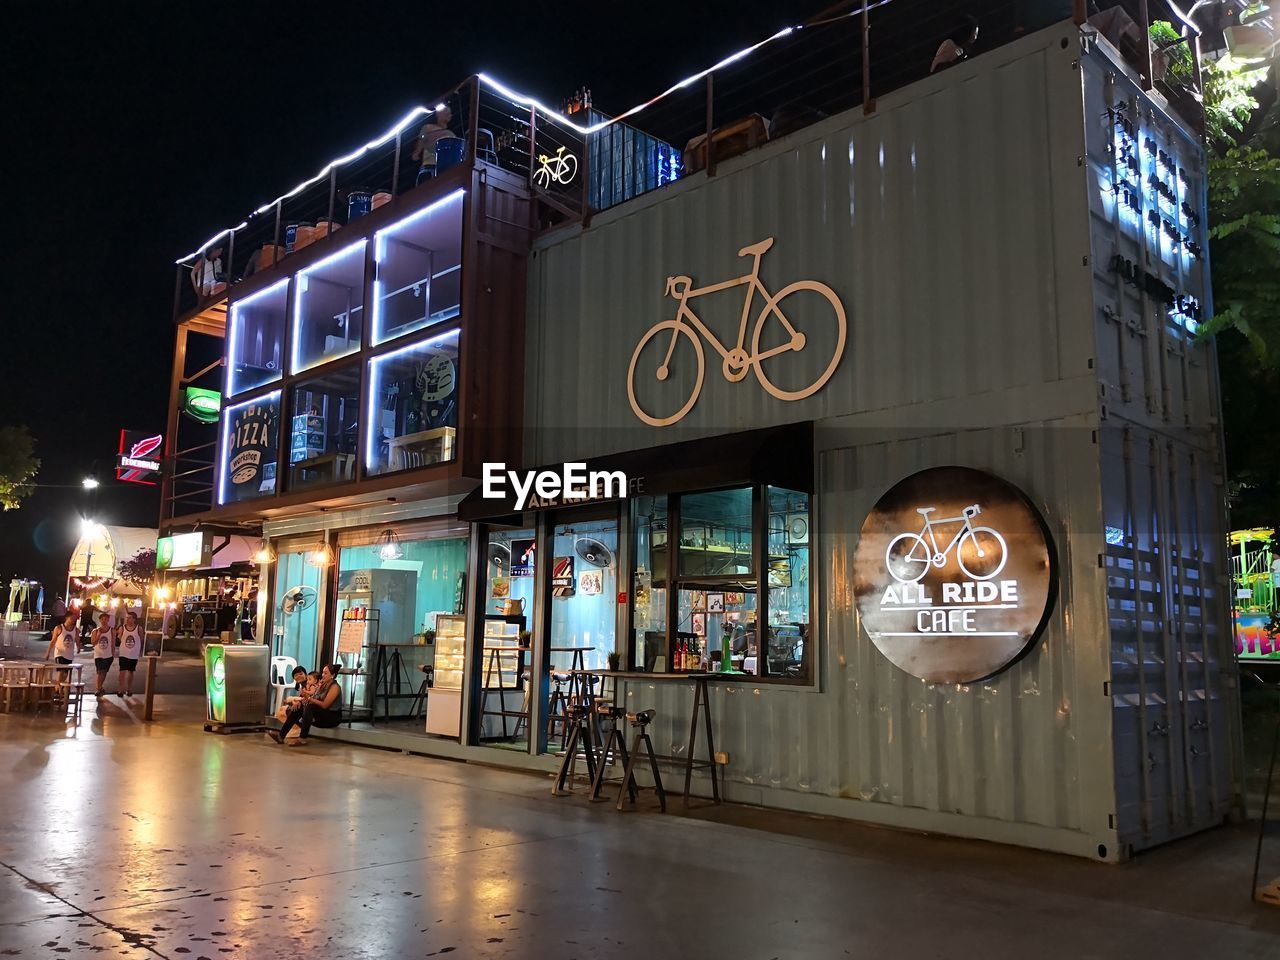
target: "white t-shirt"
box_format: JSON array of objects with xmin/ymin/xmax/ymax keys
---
[
  {"xmin": 92, "ymin": 627, "xmax": 116, "ymax": 659},
  {"xmin": 118, "ymin": 626, "xmax": 143, "ymax": 660},
  {"xmin": 53, "ymin": 625, "xmax": 79, "ymax": 660}
]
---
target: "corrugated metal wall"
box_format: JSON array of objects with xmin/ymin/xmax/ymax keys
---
[
  {"xmin": 613, "ymin": 418, "xmax": 1113, "ymax": 857},
  {"xmin": 525, "ymin": 25, "xmax": 1092, "ymax": 465},
  {"xmin": 1100, "ymin": 426, "xmax": 1238, "ymax": 850},
  {"xmin": 1081, "ymin": 42, "xmax": 1241, "ymax": 850},
  {"xmin": 511, "ymin": 26, "xmax": 1240, "ymax": 859}
]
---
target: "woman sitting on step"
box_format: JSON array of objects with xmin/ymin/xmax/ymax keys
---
[{"xmin": 270, "ymin": 662, "xmax": 342, "ymax": 745}]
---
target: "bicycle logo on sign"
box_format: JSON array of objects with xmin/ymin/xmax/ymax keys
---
[
  {"xmin": 626, "ymin": 237, "xmax": 847, "ymax": 427},
  {"xmin": 885, "ymin": 504, "xmax": 1009, "ymax": 584},
  {"xmin": 533, "ymin": 146, "xmax": 578, "ymax": 189}
]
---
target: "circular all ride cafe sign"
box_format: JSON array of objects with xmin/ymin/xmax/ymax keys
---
[{"xmin": 853, "ymin": 466, "xmax": 1057, "ymax": 684}]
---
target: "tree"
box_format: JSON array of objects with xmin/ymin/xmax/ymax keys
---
[
  {"xmin": 0, "ymin": 425, "xmax": 40, "ymax": 511},
  {"xmin": 1201, "ymin": 145, "xmax": 1280, "ymax": 364},
  {"xmin": 117, "ymin": 548, "xmax": 157, "ymax": 588}
]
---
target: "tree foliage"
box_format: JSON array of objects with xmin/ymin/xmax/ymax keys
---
[
  {"xmin": 117, "ymin": 548, "xmax": 157, "ymax": 587},
  {"xmin": 1200, "ymin": 146, "xmax": 1280, "ymax": 362},
  {"xmin": 0, "ymin": 425, "xmax": 40, "ymax": 511}
]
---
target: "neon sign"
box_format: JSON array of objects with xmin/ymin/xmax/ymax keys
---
[
  {"xmin": 533, "ymin": 146, "xmax": 578, "ymax": 188},
  {"xmin": 116, "ymin": 431, "xmax": 163, "ymax": 485}
]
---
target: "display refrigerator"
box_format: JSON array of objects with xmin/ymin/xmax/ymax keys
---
[
  {"xmin": 425, "ymin": 613, "xmax": 465, "ymax": 737},
  {"xmin": 203, "ymin": 642, "xmax": 270, "ymax": 726}
]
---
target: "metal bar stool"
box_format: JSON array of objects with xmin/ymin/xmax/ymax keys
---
[
  {"xmin": 618, "ymin": 708, "xmax": 666, "ymax": 812},
  {"xmin": 552, "ymin": 702, "xmax": 599, "ymax": 796},
  {"xmin": 589, "ymin": 705, "xmax": 635, "ymax": 805}
]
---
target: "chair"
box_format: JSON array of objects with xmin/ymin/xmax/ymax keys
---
[
  {"xmin": 29, "ymin": 665, "xmax": 58, "ymax": 715},
  {"xmin": 269, "ymin": 655, "xmax": 299, "ymax": 714},
  {"xmin": 1, "ymin": 664, "xmax": 31, "ymax": 712},
  {"xmin": 476, "ymin": 128, "xmax": 498, "ymax": 165},
  {"xmin": 62, "ymin": 672, "xmax": 85, "ymax": 722}
]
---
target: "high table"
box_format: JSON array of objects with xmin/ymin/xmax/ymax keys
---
[
  {"xmin": 481, "ymin": 645, "xmax": 527, "ymax": 740},
  {"xmin": 568, "ymin": 670, "xmax": 723, "ymax": 805},
  {"xmin": 549, "ymin": 646, "xmax": 594, "ymax": 704}
]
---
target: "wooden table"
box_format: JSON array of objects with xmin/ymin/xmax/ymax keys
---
[
  {"xmin": 388, "ymin": 427, "xmax": 456, "ymax": 470},
  {"xmin": 294, "ymin": 452, "xmax": 354, "ymax": 485},
  {"xmin": 0, "ymin": 660, "xmax": 84, "ymax": 714},
  {"xmin": 567, "ymin": 670, "xmax": 723, "ymax": 805}
]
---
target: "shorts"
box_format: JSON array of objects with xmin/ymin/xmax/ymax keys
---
[
  {"xmin": 94, "ymin": 657, "xmax": 115, "ymax": 672},
  {"xmin": 55, "ymin": 657, "xmax": 74, "ymax": 665},
  {"xmin": 118, "ymin": 657, "xmax": 139, "ymax": 671}
]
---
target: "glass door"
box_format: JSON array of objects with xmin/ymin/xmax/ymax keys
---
[
  {"xmin": 542, "ymin": 516, "xmax": 618, "ymax": 754},
  {"xmin": 272, "ymin": 546, "xmax": 325, "ymax": 674},
  {"xmin": 474, "ymin": 526, "xmax": 536, "ymax": 752}
]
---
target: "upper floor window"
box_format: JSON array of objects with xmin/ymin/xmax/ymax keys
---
[
  {"xmin": 219, "ymin": 391, "xmax": 281, "ymax": 505},
  {"xmin": 289, "ymin": 367, "xmax": 361, "ymax": 492},
  {"xmin": 371, "ymin": 190, "xmax": 464, "ymax": 346},
  {"xmin": 292, "ymin": 240, "xmax": 367, "ymax": 374},
  {"xmin": 227, "ymin": 279, "xmax": 288, "ymax": 397},
  {"xmin": 366, "ymin": 329, "xmax": 460, "ymax": 476}
]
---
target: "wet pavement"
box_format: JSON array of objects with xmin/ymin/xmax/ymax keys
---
[{"xmin": 1, "ymin": 672, "xmax": 1279, "ymax": 959}]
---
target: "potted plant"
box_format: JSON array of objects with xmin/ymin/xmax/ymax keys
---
[
  {"xmin": 607, "ymin": 652, "xmax": 621, "ymax": 672},
  {"xmin": 517, "ymin": 630, "xmax": 532, "ymax": 648}
]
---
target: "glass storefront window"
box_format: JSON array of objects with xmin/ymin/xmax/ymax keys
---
[
  {"xmin": 629, "ymin": 484, "xmax": 811, "ymax": 682},
  {"xmin": 288, "ymin": 368, "xmax": 360, "ymax": 491},
  {"xmin": 366, "ymin": 329, "xmax": 460, "ymax": 476},
  {"xmin": 292, "ymin": 239, "xmax": 367, "ymax": 373},
  {"xmin": 334, "ymin": 531, "xmax": 468, "ymax": 721},
  {"xmin": 631, "ymin": 496, "xmax": 667, "ymax": 670},
  {"xmin": 767, "ymin": 487, "xmax": 810, "ymax": 678},
  {"xmin": 678, "ymin": 487, "xmax": 754, "ymax": 577},
  {"xmin": 219, "ymin": 391, "xmax": 280, "ymax": 505},
  {"xmin": 227, "ymin": 278, "xmax": 288, "ymax": 396},
  {"xmin": 372, "ymin": 190, "xmax": 464, "ymax": 345},
  {"xmin": 678, "ymin": 586, "xmax": 760, "ymax": 675}
]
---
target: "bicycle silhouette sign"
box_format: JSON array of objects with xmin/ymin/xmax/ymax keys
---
[
  {"xmin": 533, "ymin": 146, "xmax": 578, "ymax": 189},
  {"xmin": 885, "ymin": 504, "xmax": 1008, "ymax": 584},
  {"xmin": 627, "ymin": 237, "xmax": 847, "ymax": 427}
]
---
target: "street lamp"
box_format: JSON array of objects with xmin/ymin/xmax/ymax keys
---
[{"xmin": 82, "ymin": 477, "xmax": 99, "ymax": 490}]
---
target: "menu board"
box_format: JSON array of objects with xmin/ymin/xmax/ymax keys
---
[{"xmin": 338, "ymin": 619, "xmax": 367, "ymax": 654}]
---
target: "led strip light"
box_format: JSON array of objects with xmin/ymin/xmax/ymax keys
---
[{"xmin": 174, "ymin": 11, "xmax": 845, "ymax": 266}]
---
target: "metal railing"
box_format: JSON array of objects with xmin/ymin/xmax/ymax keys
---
[{"xmin": 173, "ymin": 0, "xmax": 1207, "ymax": 324}]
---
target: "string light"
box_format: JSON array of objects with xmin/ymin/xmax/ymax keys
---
[{"xmin": 175, "ymin": 12, "xmax": 838, "ymax": 266}]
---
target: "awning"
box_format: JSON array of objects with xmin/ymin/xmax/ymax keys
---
[{"xmin": 459, "ymin": 422, "xmax": 813, "ymax": 522}]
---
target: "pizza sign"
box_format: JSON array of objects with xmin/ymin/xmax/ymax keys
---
[
  {"xmin": 853, "ymin": 466, "xmax": 1056, "ymax": 684},
  {"xmin": 226, "ymin": 400, "xmax": 278, "ymax": 496}
]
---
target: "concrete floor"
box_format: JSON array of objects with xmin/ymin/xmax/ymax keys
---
[{"xmin": 1, "ymin": 665, "xmax": 1279, "ymax": 959}]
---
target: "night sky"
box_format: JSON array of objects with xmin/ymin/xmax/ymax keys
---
[{"xmin": 0, "ymin": 0, "xmax": 828, "ymax": 603}]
